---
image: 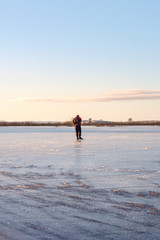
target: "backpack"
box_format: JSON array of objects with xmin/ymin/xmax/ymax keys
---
[{"xmin": 74, "ymin": 117, "xmax": 78, "ymax": 125}]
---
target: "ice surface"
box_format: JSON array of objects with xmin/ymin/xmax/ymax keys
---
[{"xmin": 0, "ymin": 126, "xmax": 160, "ymax": 240}]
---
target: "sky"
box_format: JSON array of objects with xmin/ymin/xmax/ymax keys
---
[{"xmin": 0, "ymin": 0, "xmax": 160, "ymax": 122}]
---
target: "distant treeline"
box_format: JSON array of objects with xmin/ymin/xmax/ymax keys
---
[
  {"xmin": 83, "ymin": 121, "xmax": 160, "ymax": 127},
  {"xmin": 0, "ymin": 121, "xmax": 160, "ymax": 127},
  {"xmin": 0, "ymin": 121, "xmax": 73, "ymax": 127}
]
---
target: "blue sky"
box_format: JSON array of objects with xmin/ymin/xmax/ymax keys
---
[{"xmin": 0, "ymin": 0, "xmax": 160, "ymax": 121}]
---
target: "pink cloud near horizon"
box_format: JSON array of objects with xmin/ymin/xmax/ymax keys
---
[{"xmin": 13, "ymin": 90, "xmax": 160, "ymax": 103}]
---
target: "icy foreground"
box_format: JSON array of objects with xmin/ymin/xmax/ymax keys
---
[{"xmin": 0, "ymin": 126, "xmax": 160, "ymax": 240}]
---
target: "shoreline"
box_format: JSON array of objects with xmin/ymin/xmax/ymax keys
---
[{"xmin": 0, "ymin": 120, "xmax": 160, "ymax": 127}]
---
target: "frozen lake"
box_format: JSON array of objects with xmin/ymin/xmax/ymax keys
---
[{"xmin": 0, "ymin": 126, "xmax": 160, "ymax": 240}]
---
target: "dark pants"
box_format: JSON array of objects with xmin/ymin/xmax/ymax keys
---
[{"xmin": 75, "ymin": 125, "xmax": 81, "ymax": 140}]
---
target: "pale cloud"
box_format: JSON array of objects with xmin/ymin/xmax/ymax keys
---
[{"xmin": 12, "ymin": 90, "xmax": 160, "ymax": 103}]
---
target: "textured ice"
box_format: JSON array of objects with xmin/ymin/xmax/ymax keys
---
[{"xmin": 0, "ymin": 126, "xmax": 160, "ymax": 240}]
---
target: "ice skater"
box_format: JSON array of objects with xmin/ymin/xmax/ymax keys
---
[{"xmin": 73, "ymin": 115, "xmax": 83, "ymax": 140}]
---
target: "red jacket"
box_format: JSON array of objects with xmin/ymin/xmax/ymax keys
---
[{"xmin": 73, "ymin": 116, "xmax": 82, "ymax": 126}]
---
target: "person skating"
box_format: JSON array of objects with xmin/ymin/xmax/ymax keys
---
[{"xmin": 73, "ymin": 115, "xmax": 83, "ymax": 140}]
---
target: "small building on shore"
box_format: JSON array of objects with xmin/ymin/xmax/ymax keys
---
[{"xmin": 128, "ymin": 118, "xmax": 133, "ymax": 122}]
